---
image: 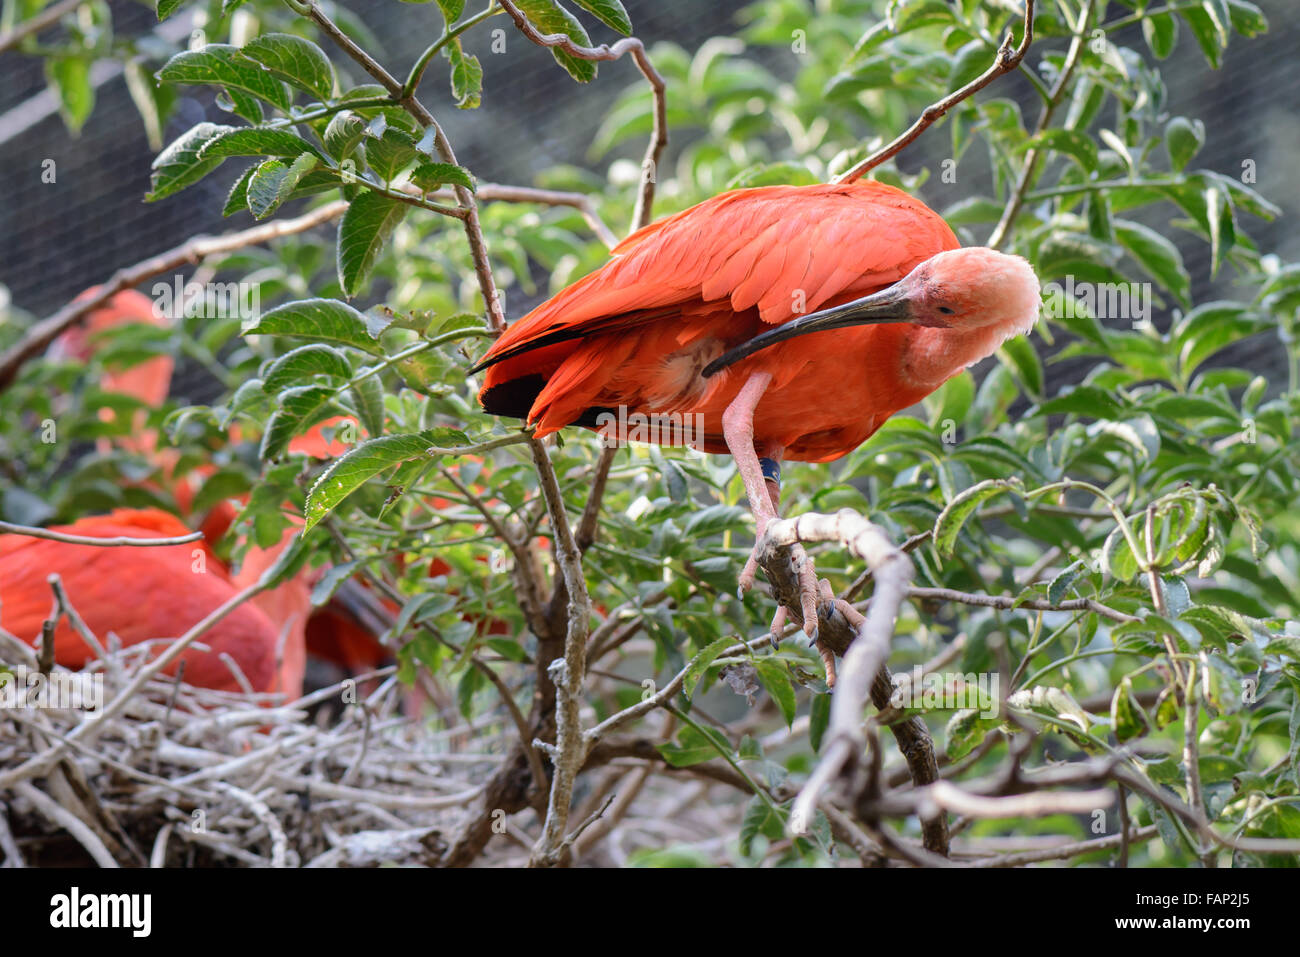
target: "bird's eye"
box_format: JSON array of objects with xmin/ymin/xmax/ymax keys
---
[{"xmin": 937, "ymin": 306, "xmax": 956, "ymax": 315}]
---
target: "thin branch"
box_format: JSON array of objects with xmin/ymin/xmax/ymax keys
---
[
  {"xmin": 496, "ymin": 0, "xmax": 666, "ymax": 231},
  {"xmin": 478, "ymin": 184, "xmax": 618, "ymax": 250},
  {"xmin": 0, "ymin": 519, "xmax": 203, "ymax": 547},
  {"xmin": 0, "ymin": 0, "xmax": 85, "ymax": 54},
  {"xmin": 576, "ymin": 445, "xmax": 618, "ymax": 551},
  {"xmin": 834, "ymin": 0, "xmax": 1035, "ymax": 184},
  {"xmin": 527, "ymin": 438, "xmax": 593, "ymax": 867},
  {"xmin": 291, "ymin": 0, "xmax": 506, "ymax": 331},
  {"xmin": 0, "ymin": 200, "xmax": 347, "ymax": 393},
  {"xmin": 771, "ymin": 512, "xmax": 916, "ymax": 840},
  {"xmin": 966, "ymin": 824, "xmax": 1157, "ymax": 867},
  {"xmin": 987, "ymin": 0, "xmax": 1094, "ymax": 249},
  {"xmin": 907, "ymin": 586, "xmax": 1139, "ymax": 624}
]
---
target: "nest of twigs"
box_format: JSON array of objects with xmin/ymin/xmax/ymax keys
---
[{"xmin": 0, "ymin": 632, "xmax": 502, "ymax": 867}]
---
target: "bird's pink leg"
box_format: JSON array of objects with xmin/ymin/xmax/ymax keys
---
[{"xmin": 722, "ymin": 373, "xmax": 821, "ymax": 641}]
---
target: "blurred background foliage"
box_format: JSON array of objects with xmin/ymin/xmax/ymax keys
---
[{"xmin": 2, "ymin": 0, "xmax": 1300, "ymax": 866}]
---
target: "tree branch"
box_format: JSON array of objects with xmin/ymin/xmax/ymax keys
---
[
  {"xmin": 0, "ymin": 200, "xmax": 347, "ymax": 393},
  {"xmin": 834, "ymin": 0, "xmax": 1035, "ymax": 184},
  {"xmin": 496, "ymin": 0, "xmax": 666, "ymax": 231}
]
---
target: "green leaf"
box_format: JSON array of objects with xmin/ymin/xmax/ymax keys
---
[
  {"xmin": 223, "ymin": 164, "xmax": 256, "ymax": 216},
  {"xmin": 244, "ymin": 298, "xmax": 391, "ymax": 355},
  {"xmin": 933, "ymin": 478, "xmax": 1024, "ymax": 557},
  {"xmin": 1027, "ymin": 128, "xmax": 1098, "ymax": 173},
  {"xmin": 656, "ymin": 725, "xmax": 732, "ymax": 768},
  {"xmin": 514, "ymin": 0, "xmax": 598, "ymax": 82},
  {"xmin": 309, "ymin": 559, "xmax": 362, "ymax": 607},
  {"xmin": 157, "ymin": 0, "xmax": 185, "ymax": 19},
  {"xmin": 46, "ymin": 56, "xmax": 94, "ymax": 134},
  {"xmin": 337, "ymin": 191, "xmax": 408, "ymax": 297},
  {"xmin": 158, "ymin": 45, "xmax": 292, "ymax": 112},
  {"xmin": 324, "ymin": 111, "xmax": 366, "ymax": 161},
  {"xmin": 123, "ymin": 59, "xmax": 166, "ymax": 151},
  {"xmin": 683, "ymin": 636, "xmax": 737, "ymax": 697},
  {"xmin": 1173, "ymin": 302, "xmax": 1261, "ymax": 375},
  {"xmin": 1226, "ymin": 0, "xmax": 1268, "ymax": 36},
  {"xmin": 200, "ymin": 126, "xmax": 326, "ymax": 161},
  {"xmin": 1048, "ymin": 560, "xmax": 1087, "ymax": 605},
  {"xmin": 363, "ymin": 127, "xmax": 420, "ymax": 183},
  {"xmin": 246, "ymin": 153, "xmax": 318, "ymax": 219},
  {"xmin": 1142, "ymin": 11, "xmax": 1178, "ymax": 58},
  {"xmin": 434, "ymin": 0, "xmax": 466, "ymax": 22},
  {"xmin": 739, "ymin": 795, "xmax": 784, "ymax": 855},
  {"xmin": 409, "ymin": 162, "xmax": 476, "ymax": 192},
  {"xmin": 1115, "ymin": 219, "xmax": 1191, "ymax": 308},
  {"xmin": 997, "ymin": 335, "xmax": 1044, "ymax": 401},
  {"xmin": 350, "ymin": 370, "xmax": 386, "ymax": 438},
  {"xmin": 304, "ymin": 428, "xmax": 469, "ymax": 530},
  {"xmin": 945, "ymin": 708, "xmax": 1000, "ymax": 760},
  {"xmin": 263, "ymin": 343, "xmax": 354, "ymax": 392},
  {"xmin": 1164, "ymin": 117, "xmax": 1204, "ymax": 172},
  {"xmin": 1181, "ymin": 4, "xmax": 1226, "ymax": 68},
  {"xmin": 148, "ymin": 122, "xmax": 233, "ymax": 201},
  {"xmin": 240, "ymin": 33, "xmax": 336, "ymax": 101},
  {"xmin": 753, "ymin": 659, "xmax": 796, "ymax": 728},
  {"xmin": 809, "ymin": 693, "xmax": 831, "ymax": 752},
  {"xmin": 445, "ymin": 37, "xmax": 483, "ymax": 109},
  {"xmin": 1111, "ymin": 678, "xmax": 1150, "ymax": 742},
  {"xmin": 260, "ymin": 385, "xmax": 343, "ymax": 460},
  {"xmin": 572, "ymin": 0, "xmax": 632, "ymax": 35}
]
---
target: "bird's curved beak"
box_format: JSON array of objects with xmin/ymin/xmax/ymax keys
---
[{"xmin": 701, "ymin": 282, "xmax": 922, "ymax": 378}]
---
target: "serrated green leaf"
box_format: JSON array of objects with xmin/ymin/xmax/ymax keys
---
[
  {"xmin": 240, "ymin": 33, "xmax": 336, "ymax": 101},
  {"xmin": 683, "ymin": 635, "xmax": 737, "ymax": 698},
  {"xmin": 514, "ymin": 0, "xmax": 598, "ymax": 82},
  {"xmin": 304, "ymin": 428, "xmax": 469, "ymax": 530},
  {"xmin": 199, "ymin": 126, "xmax": 326, "ymax": 160},
  {"xmin": 573, "ymin": 0, "xmax": 631, "ymax": 35},
  {"xmin": 158, "ymin": 44, "xmax": 292, "ymax": 112},
  {"xmin": 445, "ymin": 37, "xmax": 482, "ymax": 109},
  {"xmin": 244, "ymin": 298, "xmax": 391, "ymax": 355},
  {"xmin": 148, "ymin": 122, "xmax": 233, "ymax": 201},
  {"xmin": 263, "ymin": 343, "xmax": 354, "ymax": 392},
  {"xmin": 260, "ymin": 385, "xmax": 343, "ymax": 460},
  {"xmin": 337, "ymin": 191, "xmax": 407, "ymax": 297},
  {"xmin": 753, "ymin": 658, "xmax": 796, "ymax": 727},
  {"xmin": 933, "ymin": 478, "xmax": 1024, "ymax": 557},
  {"xmin": 409, "ymin": 161, "xmax": 475, "ymax": 192}
]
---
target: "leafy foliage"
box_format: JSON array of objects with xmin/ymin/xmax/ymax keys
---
[{"xmin": 2, "ymin": 0, "xmax": 1298, "ymax": 867}]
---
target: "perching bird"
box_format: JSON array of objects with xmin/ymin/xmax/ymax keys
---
[
  {"xmin": 0, "ymin": 509, "xmax": 288, "ymax": 694},
  {"xmin": 473, "ymin": 181, "xmax": 1040, "ymax": 641}
]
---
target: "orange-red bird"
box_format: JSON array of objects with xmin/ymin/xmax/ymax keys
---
[
  {"xmin": 474, "ymin": 182, "xmax": 1040, "ymax": 633},
  {"xmin": 0, "ymin": 509, "xmax": 287, "ymax": 694}
]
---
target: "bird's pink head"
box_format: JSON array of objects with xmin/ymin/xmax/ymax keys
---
[
  {"xmin": 896, "ymin": 248, "xmax": 1041, "ymax": 341},
  {"xmin": 703, "ymin": 247, "xmax": 1040, "ymax": 377}
]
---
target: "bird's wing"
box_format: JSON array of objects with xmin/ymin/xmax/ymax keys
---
[{"xmin": 476, "ymin": 180, "xmax": 958, "ymax": 371}]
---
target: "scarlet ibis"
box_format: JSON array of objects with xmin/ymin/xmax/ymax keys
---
[
  {"xmin": 52, "ymin": 288, "xmax": 172, "ymax": 457},
  {"xmin": 46, "ymin": 290, "xmax": 370, "ymax": 691},
  {"xmin": 474, "ymin": 181, "xmax": 1040, "ymax": 637},
  {"xmin": 0, "ymin": 509, "xmax": 289, "ymax": 694}
]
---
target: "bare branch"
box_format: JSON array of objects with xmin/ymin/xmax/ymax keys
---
[
  {"xmin": 0, "ymin": 0, "xmax": 85, "ymax": 54},
  {"xmin": 0, "ymin": 201, "xmax": 347, "ymax": 393},
  {"xmin": 988, "ymin": 0, "xmax": 1093, "ymax": 249},
  {"xmin": 0, "ymin": 519, "xmax": 203, "ymax": 547},
  {"xmin": 834, "ymin": 1, "xmax": 1035, "ymax": 184},
  {"xmin": 496, "ymin": 0, "xmax": 666, "ymax": 231}
]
